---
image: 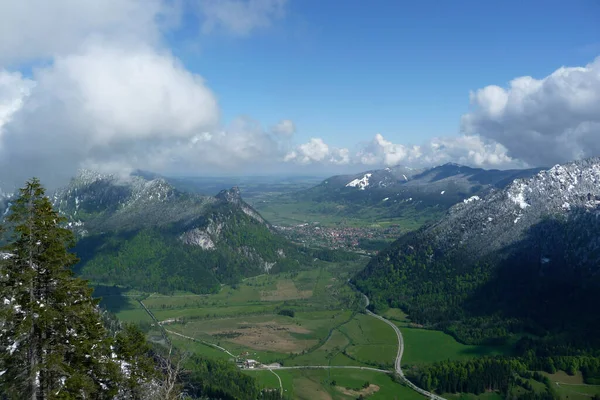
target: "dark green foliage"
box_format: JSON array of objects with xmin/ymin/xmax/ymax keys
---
[
  {"xmin": 114, "ymin": 325, "xmax": 157, "ymax": 399},
  {"xmin": 408, "ymin": 357, "xmax": 527, "ymax": 394},
  {"xmin": 74, "ymin": 230, "xmax": 222, "ymax": 294},
  {"xmin": 354, "ymin": 210, "xmax": 600, "ymax": 349},
  {"xmin": 277, "ymin": 309, "xmax": 295, "ymax": 318},
  {"xmin": 182, "ymin": 354, "xmax": 268, "ymax": 400},
  {"xmin": 0, "ymin": 179, "xmax": 121, "ymax": 399},
  {"xmin": 73, "ymin": 202, "xmax": 310, "ymax": 294},
  {"xmin": 312, "ymin": 248, "xmax": 359, "ymax": 262}
]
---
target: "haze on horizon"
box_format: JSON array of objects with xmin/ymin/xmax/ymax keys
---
[{"xmin": 0, "ymin": 0, "xmax": 599, "ymax": 188}]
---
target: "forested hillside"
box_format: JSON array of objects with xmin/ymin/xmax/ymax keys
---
[
  {"xmin": 48, "ymin": 170, "xmax": 311, "ymax": 294},
  {"xmin": 354, "ymin": 159, "xmax": 600, "ymax": 351}
]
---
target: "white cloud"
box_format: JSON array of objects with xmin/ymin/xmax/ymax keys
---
[
  {"xmin": 461, "ymin": 57, "xmax": 600, "ymax": 166},
  {"xmin": 0, "ymin": 43, "xmax": 220, "ymax": 187},
  {"xmin": 271, "ymin": 119, "xmax": 296, "ymax": 137},
  {"xmin": 284, "ymin": 138, "xmax": 350, "ymax": 165},
  {"xmin": 358, "ymin": 134, "xmax": 413, "ymax": 166},
  {"xmin": 0, "ymin": 70, "xmax": 35, "ymax": 136},
  {"xmin": 196, "ymin": 0, "xmax": 287, "ymax": 36},
  {"xmin": 286, "ymin": 134, "xmax": 521, "ymax": 170},
  {"xmin": 0, "ymin": 0, "xmax": 177, "ymax": 65}
]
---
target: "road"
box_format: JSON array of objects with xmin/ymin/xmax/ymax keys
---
[
  {"xmin": 252, "ymin": 365, "xmax": 390, "ymax": 373},
  {"xmin": 362, "ymin": 294, "xmax": 447, "ymax": 400},
  {"xmin": 147, "ymin": 291, "xmax": 446, "ymax": 399}
]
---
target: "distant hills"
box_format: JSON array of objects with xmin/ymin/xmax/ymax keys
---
[
  {"xmin": 3, "ymin": 170, "xmax": 310, "ymax": 294},
  {"xmin": 300, "ymin": 162, "xmax": 543, "ymax": 208},
  {"xmin": 354, "ymin": 157, "xmax": 600, "ymax": 350},
  {"xmin": 257, "ymin": 163, "xmax": 543, "ymax": 227}
]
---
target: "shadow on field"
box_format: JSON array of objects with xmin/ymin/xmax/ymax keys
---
[{"xmin": 93, "ymin": 284, "xmax": 131, "ymax": 314}]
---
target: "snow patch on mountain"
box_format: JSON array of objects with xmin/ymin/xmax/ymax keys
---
[
  {"xmin": 346, "ymin": 173, "xmax": 372, "ymax": 190},
  {"xmin": 463, "ymin": 195, "xmax": 480, "ymax": 204},
  {"xmin": 507, "ymin": 182, "xmax": 530, "ymax": 209}
]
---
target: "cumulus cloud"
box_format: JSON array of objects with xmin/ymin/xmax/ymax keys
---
[
  {"xmin": 286, "ymin": 134, "xmax": 521, "ymax": 170},
  {"xmin": 271, "ymin": 119, "xmax": 296, "ymax": 137},
  {"xmin": 2, "ymin": 0, "xmax": 599, "ymax": 188},
  {"xmin": 461, "ymin": 57, "xmax": 600, "ymax": 166},
  {"xmin": 0, "ymin": 0, "xmax": 292, "ymax": 188},
  {"xmin": 0, "ymin": 0, "xmax": 177, "ymax": 65},
  {"xmin": 0, "ymin": 70, "xmax": 35, "ymax": 135},
  {"xmin": 196, "ymin": 0, "xmax": 287, "ymax": 36},
  {"xmin": 284, "ymin": 138, "xmax": 350, "ymax": 165},
  {"xmin": 0, "ymin": 43, "xmax": 220, "ymax": 187}
]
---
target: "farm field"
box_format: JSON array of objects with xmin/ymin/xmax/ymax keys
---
[
  {"xmin": 543, "ymin": 371, "xmax": 600, "ymax": 399},
  {"xmin": 246, "ymin": 368, "xmax": 425, "ymax": 400},
  {"xmin": 252, "ymin": 197, "xmax": 435, "ymax": 231},
  {"xmin": 399, "ymin": 326, "xmax": 511, "ymax": 366},
  {"xmin": 100, "ymin": 258, "xmax": 532, "ymax": 399}
]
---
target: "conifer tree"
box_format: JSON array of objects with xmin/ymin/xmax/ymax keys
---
[{"xmin": 0, "ymin": 178, "xmax": 121, "ymax": 399}]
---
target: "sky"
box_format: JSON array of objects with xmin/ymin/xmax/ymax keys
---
[{"xmin": 0, "ymin": 0, "xmax": 599, "ymax": 187}]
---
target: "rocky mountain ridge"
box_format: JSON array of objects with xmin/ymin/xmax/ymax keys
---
[
  {"xmin": 0, "ymin": 170, "xmax": 306, "ymax": 294},
  {"xmin": 354, "ymin": 157, "xmax": 600, "ymax": 347},
  {"xmin": 429, "ymin": 158, "xmax": 600, "ymax": 260}
]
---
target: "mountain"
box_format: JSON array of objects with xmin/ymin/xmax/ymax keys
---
[
  {"xmin": 264, "ymin": 163, "xmax": 542, "ymax": 227},
  {"xmin": 302, "ymin": 163, "xmax": 542, "ymax": 207},
  {"xmin": 47, "ymin": 170, "xmax": 308, "ymax": 294},
  {"xmin": 354, "ymin": 158, "xmax": 600, "ymax": 349}
]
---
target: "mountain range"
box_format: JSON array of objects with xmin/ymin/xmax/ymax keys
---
[
  {"xmin": 354, "ymin": 157, "xmax": 600, "ymax": 350},
  {"xmin": 279, "ymin": 163, "xmax": 544, "ymax": 224},
  {"xmin": 1, "ymin": 170, "xmax": 309, "ymax": 294}
]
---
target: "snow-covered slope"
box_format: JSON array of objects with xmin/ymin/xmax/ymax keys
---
[
  {"xmin": 429, "ymin": 158, "xmax": 600, "ymax": 260},
  {"xmin": 294, "ymin": 163, "xmax": 542, "ymax": 220}
]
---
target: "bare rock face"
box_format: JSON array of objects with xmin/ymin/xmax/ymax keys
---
[
  {"xmin": 180, "ymin": 228, "xmax": 215, "ymax": 250},
  {"xmin": 216, "ymin": 186, "xmax": 269, "ymax": 225},
  {"xmin": 216, "ymin": 186, "xmax": 242, "ymax": 204}
]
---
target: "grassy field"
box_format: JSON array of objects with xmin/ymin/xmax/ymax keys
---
[
  {"xmin": 542, "ymin": 371, "xmax": 600, "ymax": 399},
  {"xmin": 103, "ymin": 261, "xmax": 541, "ymax": 399},
  {"xmin": 247, "ymin": 368, "xmax": 426, "ymax": 400},
  {"xmin": 253, "ymin": 198, "xmax": 433, "ymax": 230},
  {"xmin": 338, "ymin": 313, "xmax": 397, "ymax": 368},
  {"xmin": 400, "ymin": 326, "xmax": 510, "ymax": 365}
]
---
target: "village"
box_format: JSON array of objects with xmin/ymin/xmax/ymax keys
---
[{"xmin": 274, "ymin": 222, "xmax": 403, "ymax": 252}]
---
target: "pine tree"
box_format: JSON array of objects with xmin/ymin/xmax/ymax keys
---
[
  {"xmin": 0, "ymin": 178, "xmax": 121, "ymax": 399},
  {"xmin": 114, "ymin": 324, "xmax": 157, "ymax": 399}
]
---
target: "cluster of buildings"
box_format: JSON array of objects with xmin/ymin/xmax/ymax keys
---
[{"xmin": 275, "ymin": 223, "xmax": 403, "ymax": 252}]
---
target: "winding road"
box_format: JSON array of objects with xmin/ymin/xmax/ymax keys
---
[{"xmin": 362, "ymin": 294, "xmax": 446, "ymax": 400}]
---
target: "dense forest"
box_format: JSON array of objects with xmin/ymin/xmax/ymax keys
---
[
  {"xmin": 354, "ymin": 210, "xmax": 600, "ymax": 349},
  {"xmin": 407, "ymin": 356, "xmax": 600, "ymax": 398}
]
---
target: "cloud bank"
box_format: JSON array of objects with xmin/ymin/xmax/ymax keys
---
[
  {"xmin": 0, "ymin": 0, "xmax": 599, "ymax": 189},
  {"xmin": 461, "ymin": 57, "xmax": 600, "ymax": 166}
]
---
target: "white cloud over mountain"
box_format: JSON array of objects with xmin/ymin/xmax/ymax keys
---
[
  {"xmin": 0, "ymin": 0, "xmax": 598, "ymax": 187},
  {"xmin": 461, "ymin": 57, "xmax": 600, "ymax": 167},
  {"xmin": 286, "ymin": 133, "xmax": 520, "ymax": 170},
  {"xmin": 284, "ymin": 138, "xmax": 350, "ymax": 165}
]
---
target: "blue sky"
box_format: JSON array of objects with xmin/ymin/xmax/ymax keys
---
[
  {"xmin": 173, "ymin": 0, "xmax": 600, "ymax": 147},
  {"xmin": 0, "ymin": 0, "xmax": 599, "ymax": 186}
]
